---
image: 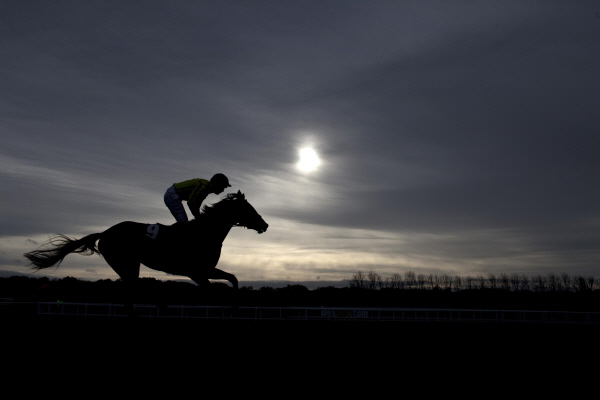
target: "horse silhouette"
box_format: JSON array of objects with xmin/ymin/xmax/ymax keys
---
[{"xmin": 24, "ymin": 191, "xmax": 268, "ymax": 308}]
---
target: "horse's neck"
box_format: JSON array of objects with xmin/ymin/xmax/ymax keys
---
[
  {"xmin": 212, "ymin": 221, "xmax": 233, "ymax": 244},
  {"xmin": 191, "ymin": 217, "xmax": 233, "ymax": 245}
]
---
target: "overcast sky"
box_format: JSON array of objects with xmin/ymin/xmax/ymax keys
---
[{"xmin": 1, "ymin": 1, "xmax": 599, "ymax": 288}]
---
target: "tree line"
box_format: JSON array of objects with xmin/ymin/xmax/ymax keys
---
[
  {"xmin": 350, "ymin": 270, "xmax": 599, "ymax": 293},
  {"xmin": 1, "ymin": 271, "xmax": 600, "ymax": 311}
]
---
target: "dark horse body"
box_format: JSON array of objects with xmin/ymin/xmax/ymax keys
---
[{"xmin": 24, "ymin": 192, "xmax": 268, "ymax": 305}]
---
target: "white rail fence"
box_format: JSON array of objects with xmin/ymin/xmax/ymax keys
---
[{"xmin": 2, "ymin": 302, "xmax": 600, "ymax": 324}]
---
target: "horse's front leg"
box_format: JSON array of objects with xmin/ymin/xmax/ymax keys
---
[
  {"xmin": 189, "ymin": 269, "xmax": 239, "ymax": 309},
  {"xmin": 207, "ymin": 268, "xmax": 238, "ymax": 290},
  {"xmin": 208, "ymin": 268, "xmax": 239, "ymax": 310},
  {"xmin": 190, "ymin": 276, "xmax": 211, "ymax": 289}
]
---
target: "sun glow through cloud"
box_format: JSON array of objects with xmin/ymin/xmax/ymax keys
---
[{"xmin": 296, "ymin": 147, "xmax": 321, "ymax": 172}]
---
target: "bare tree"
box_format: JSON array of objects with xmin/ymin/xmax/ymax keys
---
[
  {"xmin": 453, "ymin": 276, "xmax": 463, "ymax": 291},
  {"xmin": 574, "ymin": 275, "xmax": 589, "ymax": 292},
  {"xmin": 533, "ymin": 275, "xmax": 547, "ymax": 292},
  {"xmin": 476, "ymin": 275, "xmax": 486, "ymax": 290},
  {"xmin": 586, "ymin": 276, "xmax": 597, "ymax": 291},
  {"xmin": 547, "ymin": 273, "xmax": 559, "ymax": 292},
  {"xmin": 434, "ymin": 274, "xmax": 441, "ymax": 290},
  {"xmin": 367, "ymin": 271, "xmax": 382, "ymax": 290},
  {"xmin": 510, "ymin": 273, "xmax": 521, "ymax": 292},
  {"xmin": 520, "ymin": 274, "xmax": 530, "ymax": 292},
  {"xmin": 376, "ymin": 273, "xmax": 384, "ymax": 289},
  {"xmin": 383, "ymin": 276, "xmax": 391, "ymax": 289},
  {"xmin": 351, "ymin": 271, "xmax": 366, "ymax": 289},
  {"xmin": 487, "ymin": 273, "xmax": 497, "ymax": 289},
  {"xmin": 561, "ymin": 273, "xmax": 572, "ymax": 292},
  {"xmin": 426, "ymin": 274, "xmax": 436, "ymax": 290},
  {"xmin": 441, "ymin": 274, "xmax": 453, "ymax": 291},
  {"xmin": 404, "ymin": 271, "xmax": 416, "ymax": 289},
  {"xmin": 554, "ymin": 275, "xmax": 564, "ymax": 292},
  {"xmin": 465, "ymin": 276, "xmax": 475, "ymax": 290},
  {"xmin": 390, "ymin": 273, "xmax": 404, "ymax": 290},
  {"xmin": 499, "ymin": 273, "xmax": 510, "ymax": 291},
  {"xmin": 416, "ymin": 274, "xmax": 426, "ymax": 290}
]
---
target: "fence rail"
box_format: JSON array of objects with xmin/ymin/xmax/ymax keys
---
[{"xmin": 2, "ymin": 301, "xmax": 600, "ymax": 324}]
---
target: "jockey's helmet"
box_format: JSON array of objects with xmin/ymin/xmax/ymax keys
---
[{"xmin": 211, "ymin": 173, "xmax": 231, "ymax": 188}]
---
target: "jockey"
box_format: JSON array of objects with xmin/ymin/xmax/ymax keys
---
[{"xmin": 164, "ymin": 173, "xmax": 231, "ymax": 223}]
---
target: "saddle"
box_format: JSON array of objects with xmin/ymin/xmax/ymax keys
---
[{"xmin": 143, "ymin": 221, "xmax": 196, "ymax": 245}]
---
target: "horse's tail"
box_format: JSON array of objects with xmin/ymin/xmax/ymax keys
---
[{"xmin": 24, "ymin": 233, "xmax": 103, "ymax": 271}]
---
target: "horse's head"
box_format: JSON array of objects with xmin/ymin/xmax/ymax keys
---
[
  {"xmin": 231, "ymin": 191, "xmax": 269, "ymax": 234},
  {"xmin": 206, "ymin": 191, "xmax": 268, "ymax": 234}
]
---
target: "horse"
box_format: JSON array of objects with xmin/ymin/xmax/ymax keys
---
[{"xmin": 24, "ymin": 191, "xmax": 268, "ymax": 309}]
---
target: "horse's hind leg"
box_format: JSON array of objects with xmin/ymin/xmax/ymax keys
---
[
  {"xmin": 113, "ymin": 263, "xmax": 141, "ymax": 316},
  {"xmin": 99, "ymin": 245, "xmax": 141, "ymax": 315},
  {"xmin": 96, "ymin": 223, "xmax": 146, "ymax": 316}
]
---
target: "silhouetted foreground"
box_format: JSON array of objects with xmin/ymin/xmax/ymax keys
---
[
  {"xmin": 3, "ymin": 274, "xmax": 600, "ymax": 373},
  {"xmin": 2, "ymin": 274, "xmax": 600, "ymax": 311},
  {"xmin": 3, "ymin": 296, "xmax": 598, "ymax": 374},
  {"xmin": 23, "ymin": 192, "xmax": 268, "ymax": 313}
]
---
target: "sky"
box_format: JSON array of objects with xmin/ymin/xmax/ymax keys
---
[{"xmin": 1, "ymin": 1, "xmax": 599, "ymax": 289}]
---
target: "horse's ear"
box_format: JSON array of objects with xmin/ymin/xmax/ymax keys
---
[{"xmin": 236, "ymin": 190, "xmax": 245, "ymax": 199}]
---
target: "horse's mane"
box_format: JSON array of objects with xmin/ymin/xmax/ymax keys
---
[{"xmin": 200, "ymin": 192, "xmax": 243, "ymax": 216}]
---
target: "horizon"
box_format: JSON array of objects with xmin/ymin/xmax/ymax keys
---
[
  {"xmin": 0, "ymin": 269, "xmax": 351, "ymax": 290},
  {"xmin": 3, "ymin": 267, "xmax": 597, "ymax": 292}
]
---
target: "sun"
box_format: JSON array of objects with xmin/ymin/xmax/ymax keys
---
[{"xmin": 296, "ymin": 147, "xmax": 321, "ymax": 172}]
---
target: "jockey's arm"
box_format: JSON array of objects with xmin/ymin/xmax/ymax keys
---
[
  {"xmin": 187, "ymin": 181, "xmax": 210, "ymax": 220},
  {"xmin": 187, "ymin": 200, "xmax": 202, "ymax": 220}
]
